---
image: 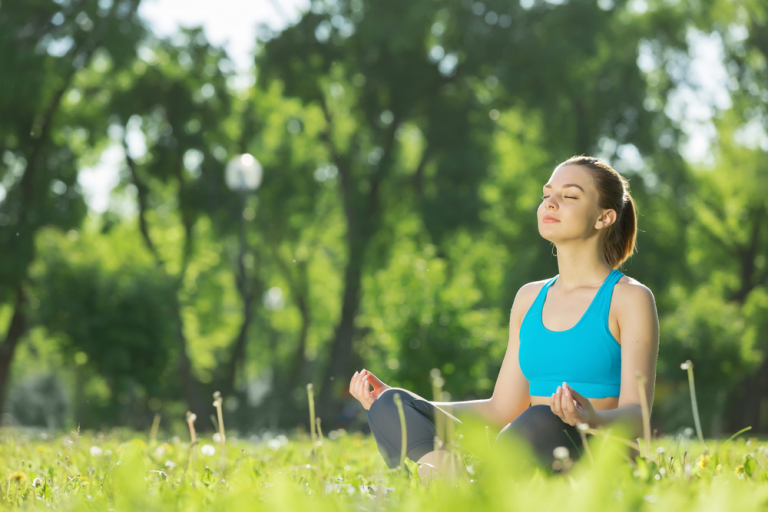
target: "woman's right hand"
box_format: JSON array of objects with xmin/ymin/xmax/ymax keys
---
[{"xmin": 349, "ymin": 369, "xmax": 391, "ymax": 410}]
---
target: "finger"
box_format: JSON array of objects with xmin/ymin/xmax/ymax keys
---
[
  {"xmin": 366, "ymin": 371, "xmax": 386, "ymax": 389},
  {"xmin": 565, "ymin": 385, "xmax": 585, "ymax": 413},
  {"xmin": 561, "ymin": 385, "xmax": 578, "ymax": 425},
  {"xmin": 349, "ymin": 371, "xmax": 359, "ymax": 395},
  {"xmin": 362, "ymin": 378, "xmax": 373, "ymax": 403},
  {"xmin": 567, "ymin": 385, "xmax": 587, "ymax": 412},
  {"xmin": 550, "ymin": 392, "xmax": 563, "ymax": 421},
  {"xmin": 352, "ymin": 372, "xmax": 363, "ymax": 398},
  {"xmin": 551, "ymin": 386, "xmax": 562, "ymax": 416},
  {"xmin": 562, "ymin": 383, "xmax": 577, "ymax": 414},
  {"xmin": 357, "ymin": 375, "xmax": 366, "ymax": 399}
]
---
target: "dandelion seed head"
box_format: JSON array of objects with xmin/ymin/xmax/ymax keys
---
[
  {"xmin": 553, "ymin": 446, "xmax": 569, "ymax": 460},
  {"xmin": 89, "ymin": 446, "xmax": 103, "ymax": 457},
  {"xmin": 201, "ymin": 444, "xmax": 216, "ymax": 456}
]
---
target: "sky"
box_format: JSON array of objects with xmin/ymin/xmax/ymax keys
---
[
  {"xmin": 78, "ymin": 0, "xmax": 309, "ymax": 213},
  {"xmin": 138, "ymin": 0, "xmax": 309, "ymax": 71},
  {"xmin": 77, "ymin": 0, "xmax": 732, "ymax": 214}
]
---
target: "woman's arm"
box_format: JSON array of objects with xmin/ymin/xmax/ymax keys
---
[
  {"xmin": 431, "ymin": 284, "xmax": 537, "ymax": 427},
  {"xmin": 591, "ymin": 282, "xmax": 659, "ymax": 437}
]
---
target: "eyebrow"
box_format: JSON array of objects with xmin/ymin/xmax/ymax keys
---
[{"xmin": 543, "ymin": 183, "xmax": 585, "ymax": 192}]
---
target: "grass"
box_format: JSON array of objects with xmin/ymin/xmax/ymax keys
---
[
  {"xmin": 0, "ymin": 365, "xmax": 758, "ymax": 511},
  {"xmin": 0, "ymin": 420, "xmax": 766, "ymax": 511}
]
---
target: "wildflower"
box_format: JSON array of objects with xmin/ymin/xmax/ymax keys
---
[
  {"xmin": 201, "ymin": 444, "xmax": 216, "ymax": 456},
  {"xmin": 9, "ymin": 471, "xmax": 28, "ymax": 483},
  {"xmin": 212, "ymin": 433, "xmax": 222, "ymax": 443},
  {"xmin": 656, "ymin": 447, "xmax": 665, "ymax": 455},
  {"xmin": 735, "ymin": 465, "xmax": 745, "ymax": 479},
  {"xmin": 697, "ymin": 454, "xmax": 712, "ymax": 470},
  {"xmin": 32, "ymin": 478, "xmax": 43, "ymax": 487},
  {"xmin": 90, "ymin": 446, "xmax": 103, "ymax": 457},
  {"xmin": 165, "ymin": 460, "xmax": 176, "ymax": 470},
  {"xmin": 154, "ymin": 446, "xmax": 166, "ymax": 457}
]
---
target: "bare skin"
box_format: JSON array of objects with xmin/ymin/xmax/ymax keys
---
[{"xmin": 349, "ymin": 164, "xmax": 660, "ymax": 478}]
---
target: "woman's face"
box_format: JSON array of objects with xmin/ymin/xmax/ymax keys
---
[{"xmin": 537, "ymin": 165, "xmax": 613, "ymax": 244}]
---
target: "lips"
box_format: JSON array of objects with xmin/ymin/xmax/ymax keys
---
[{"xmin": 542, "ymin": 216, "xmax": 560, "ymax": 222}]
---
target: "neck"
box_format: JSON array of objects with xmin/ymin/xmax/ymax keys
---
[{"xmin": 553, "ymin": 239, "xmax": 613, "ymax": 291}]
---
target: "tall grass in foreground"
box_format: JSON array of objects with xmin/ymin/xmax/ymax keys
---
[
  {"xmin": 0, "ymin": 363, "xmax": 760, "ymax": 511},
  {"xmin": 0, "ymin": 424, "xmax": 764, "ymax": 512}
]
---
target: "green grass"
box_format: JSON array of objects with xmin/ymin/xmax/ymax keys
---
[{"xmin": 0, "ymin": 421, "xmax": 766, "ymax": 511}]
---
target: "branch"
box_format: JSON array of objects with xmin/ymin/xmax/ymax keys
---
[
  {"xmin": 412, "ymin": 144, "xmax": 430, "ymax": 198},
  {"xmin": 123, "ymin": 136, "xmax": 163, "ymax": 266}
]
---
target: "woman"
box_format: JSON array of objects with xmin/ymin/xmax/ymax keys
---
[{"xmin": 348, "ymin": 156, "xmax": 659, "ymax": 476}]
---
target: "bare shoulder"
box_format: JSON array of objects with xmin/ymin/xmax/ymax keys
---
[
  {"xmin": 613, "ymin": 275, "xmax": 657, "ymax": 313},
  {"xmin": 510, "ymin": 279, "xmax": 550, "ymax": 324}
]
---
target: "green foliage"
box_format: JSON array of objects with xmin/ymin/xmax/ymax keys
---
[
  {"xmin": 1, "ymin": 0, "xmax": 768, "ymax": 437},
  {"xmin": 31, "ymin": 228, "xmax": 178, "ymax": 421}
]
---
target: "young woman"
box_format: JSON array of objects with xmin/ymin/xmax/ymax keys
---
[{"xmin": 348, "ymin": 156, "xmax": 659, "ymax": 475}]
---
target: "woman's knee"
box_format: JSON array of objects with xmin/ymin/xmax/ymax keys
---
[{"xmin": 368, "ymin": 388, "xmax": 405, "ymax": 426}]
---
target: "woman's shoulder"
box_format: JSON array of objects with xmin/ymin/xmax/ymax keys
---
[
  {"xmin": 510, "ymin": 278, "xmax": 552, "ymax": 319},
  {"xmin": 614, "ymin": 274, "xmax": 656, "ymax": 311}
]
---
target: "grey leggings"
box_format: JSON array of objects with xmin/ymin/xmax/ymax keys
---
[{"xmin": 367, "ymin": 388, "xmax": 583, "ymax": 469}]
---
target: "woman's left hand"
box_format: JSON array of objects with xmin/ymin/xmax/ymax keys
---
[{"xmin": 550, "ymin": 382, "xmax": 597, "ymax": 427}]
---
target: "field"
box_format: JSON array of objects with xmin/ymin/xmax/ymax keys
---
[{"xmin": 0, "ymin": 418, "xmax": 765, "ymax": 512}]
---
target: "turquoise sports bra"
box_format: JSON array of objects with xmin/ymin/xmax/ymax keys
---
[{"xmin": 518, "ymin": 270, "xmax": 623, "ymax": 398}]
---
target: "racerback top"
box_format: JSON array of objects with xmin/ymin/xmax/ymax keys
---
[{"xmin": 518, "ymin": 269, "xmax": 624, "ymax": 398}]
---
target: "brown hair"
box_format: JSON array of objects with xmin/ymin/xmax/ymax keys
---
[{"xmin": 557, "ymin": 156, "xmax": 637, "ymax": 269}]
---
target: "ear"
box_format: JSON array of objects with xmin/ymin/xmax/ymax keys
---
[{"xmin": 594, "ymin": 209, "xmax": 617, "ymax": 231}]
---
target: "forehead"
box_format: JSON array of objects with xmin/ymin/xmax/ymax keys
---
[{"xmin": 544, "ymin": 165, "xmax": 594, "ymax": 192}]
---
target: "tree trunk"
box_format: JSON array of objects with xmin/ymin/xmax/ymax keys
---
[
  {"xmin": 317, "ymin": 243, "xmax": 366, "ymax": 425},
  {"xmin": 284, "ymin": 297, "xmax": 311, "ymax": 394},
  {"xmin": 172, "ymin": 296, "xmax": 208, "ymax": 417},
  {"xmin": 0, "ymin": 286, "xmax": 27, "ymax": 421},
  {"xmin": 221, "ymin": 294, "xmax": 254, "ymax": 396}
]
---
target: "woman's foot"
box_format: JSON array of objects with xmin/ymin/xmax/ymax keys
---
[{"xmin": 416, "ymin": 450, "xmax": 462, "ymax": 484}]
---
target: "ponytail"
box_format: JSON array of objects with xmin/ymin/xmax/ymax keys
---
[{"xmin": 558, "ymin": 156, "xmax": 638, "ymax": 269}]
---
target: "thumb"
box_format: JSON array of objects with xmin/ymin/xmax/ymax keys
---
[
  {"xmin": 363, "ymin": 370, "xmax": 387, "ymax": 389},
  {"xmin": 567, "ymin": 385, "xmax": 588, "ymax": 407}
]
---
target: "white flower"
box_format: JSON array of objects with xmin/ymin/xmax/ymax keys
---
[
  {"xmin": 154, "ymin": 446, "xmax": 166, "ymax": 457},
  {"xmin": 32, "ymin": 478, "xmax": 43, "ymax": 487},
  {"xmin": 212, "ymin": 433, "xmax": 222, "ymax": 443},
  {"xmin": 165, "ymin": 460, "xmax": 176, "ymax": 470},
  {"xmin": 89, "ymin": 446, "xmax": 103, "ymax": 457},
  {"xmin": 552, "ymin": 446, "xmax": 569, "ymax": 460},
  {"xmin": 201, "ymin": 444, "xmax": 216, "ymax": 456}
]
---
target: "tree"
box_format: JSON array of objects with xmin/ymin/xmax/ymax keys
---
[{"xmin": 0, "ymin": 0, "xmax": 144, "ymax": 416}]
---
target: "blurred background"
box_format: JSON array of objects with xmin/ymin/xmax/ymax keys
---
[{"xmin": 0, "ymin": 0, "xmax": 766, "ymax": 439}]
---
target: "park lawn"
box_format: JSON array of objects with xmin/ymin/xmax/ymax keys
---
[{"xmin": 0, "ymin": 423, "xmax": 764, "ymax": 511}]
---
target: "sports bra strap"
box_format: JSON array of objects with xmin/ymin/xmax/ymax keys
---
[{"xmin": 589, "ymin": 269, "xmax": 623, "ymax": 318}]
